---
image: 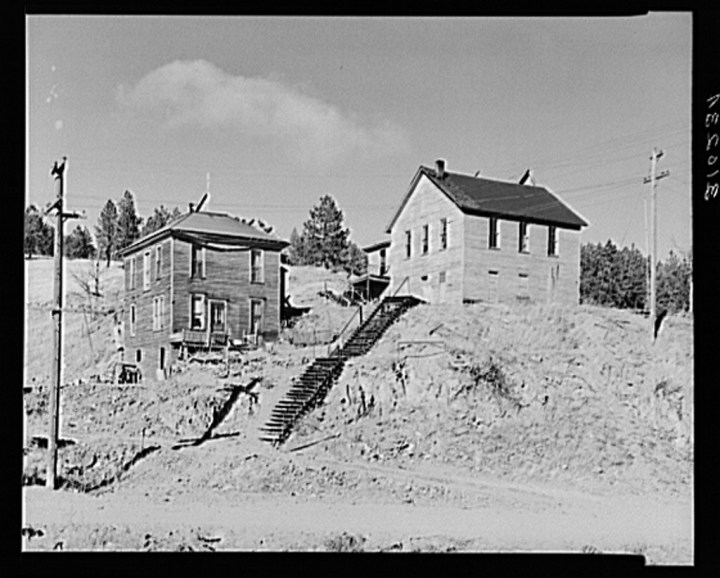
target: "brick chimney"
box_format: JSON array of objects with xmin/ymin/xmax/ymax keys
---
[{"xmin": 435, "ymin": 158, "xmax": 446, "ymax": 179}]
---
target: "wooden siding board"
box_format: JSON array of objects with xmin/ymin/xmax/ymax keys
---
[
  {"xmin": 171, "ymin": 239, "xmax": 281, "ymax": 340},
  {"xmin": 462, "ymin": 214, "xmax": 581, "ymax": 305},
  {"xmin": 387, "ymin": 174, "xmax": 465, "ymax": 303}
]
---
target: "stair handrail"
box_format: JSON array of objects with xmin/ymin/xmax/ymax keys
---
[
  {"xmin": 389, "ymin": 275, "xmax": 410, "ymax": 299},
  {"xmin": 327, "ymin": 276, "xmax": 411, "ymax": 359}
]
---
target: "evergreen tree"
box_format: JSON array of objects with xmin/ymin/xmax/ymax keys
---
[
  {"xmin": 117, "ymin": 190, "xmax": 143, "ymax": 252},
  {"xmin": 580, "ymin": 239, "xmax": 647, "ymax": 310},
  {"xmin": 301, "ymin": 195, "xmax": 350, "ymax": 269},
  {"xmin": 95, "ymin": 199, "xmax": 119, "ymax": 267},
  {"xmin": 64, "ymin": 225, "xmax": 97, "ymax": 259},
  {"xmin": 142, "ymin": 204, "xmax": 182, "ymax": 237},
  {"xmin": 340, "ymin": 241, "xmax": 368, "ymax": 276},
  {"xmin": 657, "ymin": 250, "xmax": 692, "ymax": 314},
  {"xmin": 286, "ymin": 227, "xmax": 308, "ymax": 265},
  {"xmin": 24, "ymin": 205, "xmax": 54, "ymax": 258}
]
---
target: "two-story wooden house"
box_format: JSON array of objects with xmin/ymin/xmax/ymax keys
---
[
  {"xmin": 118, "ymin": 210, "xmax": 289, "ymax": 379},
  {"xmin": 383, "ymin": 159, "xmax": 588, "ymax": 306}
]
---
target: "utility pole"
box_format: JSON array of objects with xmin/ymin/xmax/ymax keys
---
[
  {"xmin": 643, "ymin": 148, "xmax": 670, "ymax": 341},
  {"xmin": 45, "ymin": 157, "xmax": 84, "ymax": 490}
]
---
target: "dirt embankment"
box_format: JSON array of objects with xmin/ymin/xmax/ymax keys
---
[
  {"xmin": 290, "ymin": 302, "xmax": 693, "ymax": 498},
  {"xmin": 23, "ymin": 260, "xmax": 692, "ymax": 560}
]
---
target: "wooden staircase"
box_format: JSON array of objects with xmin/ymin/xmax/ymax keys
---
[{"xmin": 259, "ymin": 295, "xmax": 421, "ymax": 446}]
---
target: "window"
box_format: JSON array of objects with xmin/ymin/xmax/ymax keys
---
[
  {"xmin": 129, "ymin": 304, "xmax": 136, "ymax": 336},
  {"xmin": 518, "ymin": 272, "xmax": 530, "ymax": 301},
  {"xmin": 250, "ymin": 249, "xmax": 264, "ymax": 284},
  {"xmin": 152, "ymin": 295, "xmax": 165, "ymax": 331},
  {"xmin": 489, "ymin": 217, "xmax": 499, "ymax": 249},
  {"xmin": 128, "ymin": 257, "xmax": 136, "ymax": 290},
  {"xmin": 209, "ymin": 300, "xmax": 227, "ymax": 333},
  {"xmin": 440, "ymin": 218, "xmax": 448, "ymax": 251},
  {"xmin": 439, "ymin": 271, "xmax": 447, "ymax": 284},
  {"xmin": 190, "ymin": 244, "xmax": 206, "ymax": 278},
  {"xmin": 249, "ymin": 299, "xmax": 264, "ymax": 337},
  {"xmin": 519, "ymin": 222, "xmax": 529, "ymax": 253},
  {"xmin": 159, "ymin": 347, "xmax": 166, "ymax": 371},
  {"xmin": 422, "ymin": 224, "xmax": 429, "ymax": 255},
  {"xmin": 155, "ymin": 245, "xmax": 162, "ymax": 280},
  {"xmin": 143, "ymin": 251, "xmax": 151, "ymax": 290},
  {"xmin": 548, "ymin": 226, "xmax": 558, "ymax": 256},
  {"xmin": 190, "ymin": 294, "xmax": 206, "ymax": 330},
  {"xmin": 379, "ymin": 248, "xmax": 387, "ymax": 276},
  {"xmin": 405, "ymin": 230, "xmax": 412, "ymax": 259},
  {"xmin": 136, "ymin": 349, "xmax": 142, "ymax": 363}
]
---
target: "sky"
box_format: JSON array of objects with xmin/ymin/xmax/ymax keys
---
[{"xmin": 26, "ymin": 14, "xmax": 692, "ymax": 259}]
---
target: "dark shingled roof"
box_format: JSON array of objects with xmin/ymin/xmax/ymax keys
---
[
  {"xmin": 387, "ymin": 166, "xmax": 588, "ymax": 232},
  {"xmin": 119, "ymin": 211, "xmax": 289, "ymax": 256}
]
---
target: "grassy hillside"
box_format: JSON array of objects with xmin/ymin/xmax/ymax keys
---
[
  {"xmin": 293, "ymin": 301, "xmax": 693, "ymax": 496},
  {"xmin": 24, "ymin": 257, "xmax": 125, "ymax": 386},
  {"xmin": 24, "ymin": 258, "xmax": 693, "ymax": 499}
]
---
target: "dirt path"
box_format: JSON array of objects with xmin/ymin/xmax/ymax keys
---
[{"xmin": 22, "ymin": 463, "xmax": 692, "ymax": 560}]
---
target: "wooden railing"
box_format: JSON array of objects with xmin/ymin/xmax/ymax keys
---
[{"xmin": 327, "ymin": 276, "xmax": 410, "ymax": 359}]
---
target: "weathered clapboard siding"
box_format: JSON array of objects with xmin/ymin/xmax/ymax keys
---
[
  {"xmin": 387, "ymin": 173, "xmax": 465, "ymax": 304},
  {"xmin": 172, "ymin": 240, "xmax": 282, "ymax": 341},
  {"xmin": 462, "ymin": 214, "xmax": 581, "ymax": 305},
  {"xmin": 123, "ymin": 238, "xmax": 174, "ymax": 376}
]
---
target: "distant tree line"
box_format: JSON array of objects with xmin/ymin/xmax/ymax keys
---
[
  {"xmin": 285, "ymin": 194, "xmax": 367, "ymax": 276},
  {"xmin": 25, "ymin": 191, "xmax": 183, "ymax": 264},
  {"xmin": 580, "ymin": 240, "xmax": 692, "ymax": 314}
]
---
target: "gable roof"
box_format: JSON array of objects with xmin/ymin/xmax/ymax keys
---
[
  {"xmin": 386, "ymin": 165, "xmax": 589, "ymax": 233},
  {"xmin": 119, "ymin": 211, "xmax": 289, "ymax": 256}
]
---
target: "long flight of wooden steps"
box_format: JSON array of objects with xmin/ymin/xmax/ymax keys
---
[{"xmin": 259, "ymin": 295, "xmax": 421, "ymax": 446}]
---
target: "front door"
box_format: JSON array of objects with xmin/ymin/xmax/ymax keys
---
[{"xmin": 209, "ymin": 300, "xmax": 227, "ymax": 334}]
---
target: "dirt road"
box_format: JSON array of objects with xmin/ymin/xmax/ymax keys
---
[{"xmin": 22, "ymin": 455, "xmax": 692, "ymax": 562}]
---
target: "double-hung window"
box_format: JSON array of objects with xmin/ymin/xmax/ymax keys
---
[
  {"xmin": 143, "ymin": 251, "xmax": 151, "ymax": 290},
  {"xmin": 190, "ymin": 294, "xmax": 206, "ymax": 330},
  {"xmin": 519, "ymin": 222, "xmax": 529, "ymax": 253},
  {"xmin": 129, "ymin": 304, "xmax": 136, "ymax": 336},
  {"xmin": 128, "ymin": 257, "xmax": 136, "ymax": 290},
  {"xmin": 489, "ymin": 217, "xmax": 499, "ymax": 249},
  {"xmin": 152, "ymin": 295, "xmax": 165, "ymax": 331},
  {"xmin": 190, "ymin": 244, "xmax": 206, "ymax": 278},
  {"xmin": 405, "ymin": 230, "xmax": 412, "ymax": 259},
  {"xmin": 422, "ymin": 224, "xmax": 429, "ymax": 255},
  {"xmin": 250, "ymin": 249, "xmax": 264, "ymax": 284},
  {"xmin": 547, "ymin": 226, "xmax": 558, "ymax": 256},
  {"xmin": 155, "ymin": 245, "xmax": 162, "ymax": 280},
  {"xmin": 440, "ymin": 218, "xmax": 448, "ymax": 251}
]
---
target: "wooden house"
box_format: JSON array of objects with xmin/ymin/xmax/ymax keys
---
[
  {"xmin": 118, "ymin": 210, "xmax": 289, "ymax": 379},
  {"xmin": 381, "ymin": 159, "xmax": 588, "ymax": 306},
  {"xmin": 347, "ymin": 240, "xmax": 391, "ymax": 302}
]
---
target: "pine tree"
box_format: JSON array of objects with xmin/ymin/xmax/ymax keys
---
[
  {"xmin": 286, "ymin": 227, "xmax": 307, "ymax": 265},
  {"xmin": 64, "ymin": 225, "xmax": 97, "ymax": 259},
  {"xmin": 24, "ymin": 205, "xmax": 54, "ymax": 258},
  {"xmin": 142, "ymin": 204, "xmax": 182, "ymax": 237},
  {"xmin": 341, "ymin": 241, "xmax": 368, "ymax": 276},
  {"xmin": 657, "ymin": 250, "xmax": 692, "ymax": 314},
  {"xmin": 301, "ymin": 195, "xmax": 350, "ymax": 269},
  {"xmin": 117, "ymin": 190, "xmax": 143, "ymax": 252},
  {"xmin": 95, "ymin": 199, "xmax": 119, "ymax": 267}
]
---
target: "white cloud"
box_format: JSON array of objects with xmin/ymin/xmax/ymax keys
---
[{"xmin": 116, "ymin": 60, "xmax": 408, "ymax": 167}]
